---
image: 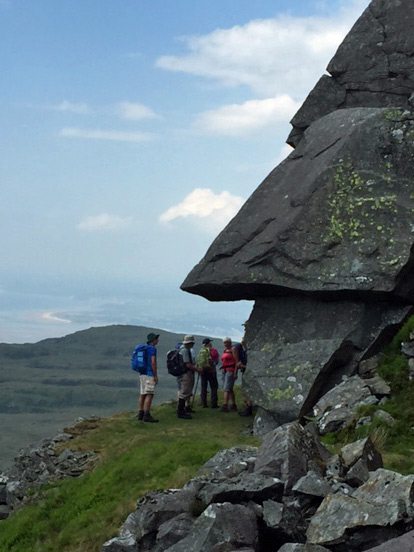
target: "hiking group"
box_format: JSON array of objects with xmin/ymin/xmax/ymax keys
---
[{"xmin": 131, "ymin": 332, "xmax": 252, "ymax": 423}]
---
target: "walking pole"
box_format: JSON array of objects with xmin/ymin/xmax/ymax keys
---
[{"xmin": 192, "ymin": 372, "xmax": 200, "ymax": 408}]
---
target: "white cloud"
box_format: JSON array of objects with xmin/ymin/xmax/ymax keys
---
[
  {"xmin": 42, "ymin": 312, "xmax": 71, "ymax": 324},
  {"xmin": 77, "ymin": 213, "xmax": 132, "ymax": 231},
  {"xmin": 115, "ymin": 101, "xmax": 158, "ymax": 121},
  {"xmin": 193, "ymin": 95, "xmax": 300, "ymax": 136},
  {"xmin": 53, "ymin": 100, "xmax": 90, "ymax": 114},
  {"xmin": 156, "ymin": 2, "xmax": 370, "ymax": 98},
  {"xmin": 159, "ymin": 188, "xmax": 245, "ymax": 233},
  {"xmin": 60, "ymin": 127, "xmax": 154, "ymax": 143}
]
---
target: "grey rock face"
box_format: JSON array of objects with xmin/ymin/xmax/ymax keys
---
[
  {"xmin": 163, "ymin": 503, "xmax": 258, "ymax": 552},
  {"xmin": 288, "ymin": 0, "xmax": 414, "ymax": 146},
  {"xmin": 243, "ymin": 297, "xmax": 408, "ymax": 426},
  {"xmin": 254, "ymin": 422, "xmax": 330, "ymax": 492},
  {"xmin": 182, "ymin": 107, "xmax": 414, "ymax": 304},
  {"xmin": 307, "ymin": 468, "xmax": 414, "ymax": 550}
]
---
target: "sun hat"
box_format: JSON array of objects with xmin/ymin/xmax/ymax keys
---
[
  {"xmin": 147, "ymin": 332, "xmax": 160, "ymax": 343},
  {"xmin": 223, "ymin": 337, "xmax": 232, "ymax": 344},
  {"xmin": 183, "ymin": 335, "xmax": 195, "ymax": 344}
]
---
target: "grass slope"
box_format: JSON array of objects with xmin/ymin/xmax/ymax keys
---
[
  {"xmin": 0, "ymin": 325, "xmax": 213, "ymax": 468},
  {"xmin": 0, "ymin": 389, "xmax": 258, "ymax": 552}
]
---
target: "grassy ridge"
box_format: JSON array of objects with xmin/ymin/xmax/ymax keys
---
[
  {"xmin": 0, "ymin": 325, "xmax": 209, "ymax": 468},
  {"xmin": 0, "ymin": 389, "xmax": 258, "ymax": 552}
]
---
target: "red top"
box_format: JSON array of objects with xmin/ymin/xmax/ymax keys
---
[{"xmin": 221, "ymin": 348, "xmax": 236, "ymax": 371}]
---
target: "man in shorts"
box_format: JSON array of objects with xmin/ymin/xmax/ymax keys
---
[{"xmin": 137, "ymin": 332, "xmax": 159, "ymax": 423}]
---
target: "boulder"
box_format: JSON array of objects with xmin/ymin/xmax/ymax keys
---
[
  {"xmin": 313, "ymin": 376, "xmax": 379, "ymax": 435},
  {"xmin": 103, "ymin": 488, "xmax": 198, "ymax": 551},
  {"xmin": 155, "ymin": 513, "xmax": 194, "ymax": 552},
  {"xmin": 182, "ymin": 107, "xmax": 414, "ymax": 304},
  {"xmin": 307, "ymin": 469, "xmax": 414, "ymax": 550},
  {"xmin": 262, "ymin": 499, "xmax": 308, "ymax": 543},
  {"xmin": 307, "ymin": 493, "xmax": 408, "ymax": 549},
  {"xmin": 162, "ymin": 503, "xmax": 258, "ymax": 552},
  {"xmin": 196, "ymin": 472, "xmax": 284, "ymax": 506},
  {"xmin": 197, "ymin": 446, "xmax": 257, "ymax": 479},
  {"xmin": 254, "ymin": 422, "xmax": 330, "ymax": 492},
  {"xmin": 341, "ymin": 438, "xmax": 382, "ymax": 469},
  {"xmin": 292, "ymin": 471, "xmax": 332, "ymax": 499},
  {"xmin": 288, "ymin": 0, "xmax": 414, "ymax": 146}
]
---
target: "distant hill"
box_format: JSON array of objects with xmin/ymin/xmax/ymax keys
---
[{"xmin": 0, "ymin": 325, "xmax": 215, "ymax": 469}]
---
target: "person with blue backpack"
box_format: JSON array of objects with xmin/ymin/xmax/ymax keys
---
[{"xmin": 132, "ymin": 332, "xmax": 159, "ymax": 423}]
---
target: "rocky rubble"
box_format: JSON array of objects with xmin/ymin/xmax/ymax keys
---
[
  {"xmin": 0, "ymin": 419, "xmax": 98, "ymax": 519},
  {"xmin": 102, "ymin": 422, "xmax": 414, "ymax": 552}
]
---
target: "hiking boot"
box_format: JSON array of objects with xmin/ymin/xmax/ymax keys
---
[
  {"xmin": 178, "ymin": 398, "xmax": 192, "ymax": 419},
  {"xmin": 186, "ymin": 406, "xmax": 195, "ymax": 414},
  {"xmin": 239, "ymin": 405, "xmax": 253, "ymax": 417},
  {"xmin": 178, "ymin": 412, "xmax": 192, "ymax": 419},
  {"xmin": 220, "ymin": 405, "xmax": 229, "ymax": 412},
  {"xmin": 135, "ymin": 410, "xmax": 144, "ymax": 421},
  {"xmin": 211, "ymin": 404, "xmax": 218, "ymax": 409},
  {"xmin": 229, "ymin": 404, "xmax": 238, "ymax": 411},
  {"xmin": 143, "ymin": 412, "xmax": 159, "ymax": 423}
]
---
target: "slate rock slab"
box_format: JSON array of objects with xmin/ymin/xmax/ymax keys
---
[{"xmin": 182, "ymin": 107, "xmax": 414, "ymax": 304}]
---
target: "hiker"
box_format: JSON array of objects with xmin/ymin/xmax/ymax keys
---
[
  {"xmin": 236, "ymin": 339, "xmax": 253, "ymax": 416},
  {"xmin": 137, "ymin": 332, "xmax": 159, "ymax": 423},
  {"xmin": 197, "ymin": 338, "xmax": 219, "ymax": 408},
  {"xmin": 177, "ymin": 335, "xmax": 202, "ymax": 419},
  {"xmin": 220, "ymin": 337, "xmax": 239, "ymax": 412}
]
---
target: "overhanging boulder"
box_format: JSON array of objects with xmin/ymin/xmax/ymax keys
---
[{"xmin": 182, "ymin": 107, "xmax": 414, "ymax": 304}]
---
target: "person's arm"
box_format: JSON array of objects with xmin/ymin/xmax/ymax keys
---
[
  {"xmin": 232, "ymin": 346, "xmax": 240, "ymax": 378},
  {"xmin": 151, "ymin": 354, "xmax": 158, "ymax": 384},
  {"xmin": 184, "ymin": 349, "xmax": 201, "ymax": 373}
]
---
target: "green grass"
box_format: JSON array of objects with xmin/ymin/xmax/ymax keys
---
[{"xmin": 0, "ymin": 389, "xmax": 258, "ymax": 552}]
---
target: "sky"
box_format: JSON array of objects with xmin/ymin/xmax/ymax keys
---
[{"xmin": 0, "ymin": 0, "xmax": 371, "ymax": 344}]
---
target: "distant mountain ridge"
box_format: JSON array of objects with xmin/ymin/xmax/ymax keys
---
[{"xmin": 0, "ymin": 324, "xmax": 215, "ymax": 469}]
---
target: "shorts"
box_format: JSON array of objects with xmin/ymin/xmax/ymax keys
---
[
  {"xmin": 139, "ymin": 375, "xmax": 156, "ymax": 395},
  {"xmin": 222, "ymin": 371, "xmax": 236, "ymax": 392}
]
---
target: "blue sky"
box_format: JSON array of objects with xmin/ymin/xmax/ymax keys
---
[{"xmin": 0, "ymin": 0, "xmax": 370, "ymax": 343}]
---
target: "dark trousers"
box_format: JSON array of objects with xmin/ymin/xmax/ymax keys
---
[{"xmin": 200, "ymin": 370, "xmax": 218, "ymax": 407}]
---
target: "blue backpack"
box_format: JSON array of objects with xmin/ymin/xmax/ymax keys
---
[
  {"xmin": 131, "ymin": 345, "xmax": 148, "ymax": 374},
  {"xmin": 234, "ymin": 342, "xmax": 247, "ymax": 366}
]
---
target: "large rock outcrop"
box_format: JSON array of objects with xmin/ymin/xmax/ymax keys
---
[
  {"xmin": 288, "ymin": 0, "xmax": 414, "ymax": 147},
  {"xmin": 181, "ymin": 0, "xmax": 414, "ymax": 429},
  {"xmin": 182, "ymin": 107, "xmax": 414, "ymax": 302}
]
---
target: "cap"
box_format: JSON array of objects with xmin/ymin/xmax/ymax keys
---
[
  {"xmin": 202, "ymin": 338, "xmax": 212, "ymax": 345},
  {"xmin": 183, "ymin": 335, "xmax": 195, "ymax": 344},
  {"xmin": 223, "ymin": 337, "xmax": 232, "ymax": 344},
  {"xmin": 147, "ymin": 332, "xmax": 160, "ymax": 343}
]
